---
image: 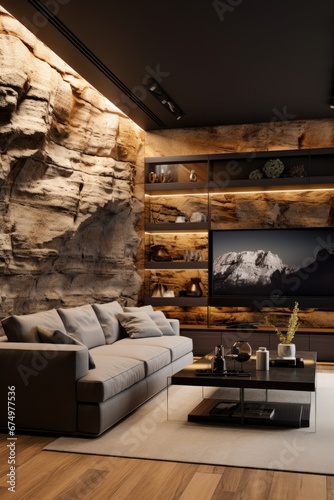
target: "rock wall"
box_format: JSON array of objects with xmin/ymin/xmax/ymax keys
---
[
  {"xmin": 0, "ymin": 8, "xmax": 145, "ymax": 325},
  {"xmin": 145, "ymin": 119, "xmax": 334, "ymax": 157},
  {"xmin": 2, "ymin": 7, "xmax": 334, "ymax": 333},
  {"xmin": 145, "ymin": 120, "xmax": 334, "ymax": 328}
]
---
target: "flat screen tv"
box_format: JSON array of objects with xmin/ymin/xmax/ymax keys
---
[{"xmin": 209, "ymin": 227, "xmax": 334, "ymax": 309}]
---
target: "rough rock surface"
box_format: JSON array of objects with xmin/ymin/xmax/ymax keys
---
[
  {"xmin": 0, "ymin": 11, "xmax": 145, "ymax": 324},
  {"xmin": 2, "ymin": 8, "xmax": 334, "ymax": 332},
  {"xmin": 145, "ymin": 119, "xmax": 334, "ymax": 157}
]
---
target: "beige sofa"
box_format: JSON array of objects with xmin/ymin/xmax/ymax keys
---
[{"xmin": 0, "ymin": 302, "xmax": 193, "ymax": 437}]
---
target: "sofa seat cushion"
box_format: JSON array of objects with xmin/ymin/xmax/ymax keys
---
[
  {"xmin": 57, "ymin": 305, "xmax": 106, "ymax": 349},
  {"xmin": 116, "ymin": 336, "xmax": 193, "ymax": 362},
  {"xmin": 90, "ymin": 342, "xmax": 171, "ymax": 376},
  {"xmin": 77, "ymin": 356, "xmax": 145, "ymax": 403}
]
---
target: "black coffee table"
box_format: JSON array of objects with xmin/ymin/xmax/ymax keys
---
[{"xmin": 170, "ymin": 351, "xmax": 317, "ymax": 428}]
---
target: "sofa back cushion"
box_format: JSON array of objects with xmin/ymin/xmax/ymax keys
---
[
  {"xmin": 91, "ymin": 301, "xmax": 123, "ymax": 344},
  {"xmin": 57, "ymin": 305, "xmax": 106, "ymax": 349},
  {"xmin": 1, "ymin": 309, "xmax": 67, "ymax": 342}
]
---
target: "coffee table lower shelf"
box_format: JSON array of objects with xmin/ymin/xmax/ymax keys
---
[{"xmin": 188, "ymin": 399, "xmax": 311, "ymax": 428}]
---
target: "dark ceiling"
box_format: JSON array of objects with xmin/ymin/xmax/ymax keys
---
[{"xmin": 2, "ymin": 0, "xmax": 334, "ymax": 131}]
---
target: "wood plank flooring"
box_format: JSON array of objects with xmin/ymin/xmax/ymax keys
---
[{"xmin": 1, "ymin": 365, "xmax": 333, "ymax": 499}]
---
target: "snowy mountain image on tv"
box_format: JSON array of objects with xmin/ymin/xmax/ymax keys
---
[{"xmin": 211, "ymin": 229, "xmax": 334, "ymax": 297}]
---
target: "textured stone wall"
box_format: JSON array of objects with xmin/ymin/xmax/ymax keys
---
[
  {"xmin": 145, "ymin": 121, "xmax": 334, "ymax": 328},
  {"xmin": 2, "ymin": 7, "xmax": 334, "ymax": 333},
  {"xmin": 145, "ymin": 119, "xmax": 334, "ymax": 157},
  {"xmin": 0, "ymin": 8, "xmax": 145, "ymax": 325}
]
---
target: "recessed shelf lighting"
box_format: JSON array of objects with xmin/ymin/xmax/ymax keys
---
[
  {"xmin": 145, "ymin": 192, "xmax": 208, "ymax": 198},
  {"xmin": 145, "ymin": 231, "xmax": 208, "ymax": 235},
  {"xmin": 211, "ymin": 187, "xmax": 334, "ymax": 195}
]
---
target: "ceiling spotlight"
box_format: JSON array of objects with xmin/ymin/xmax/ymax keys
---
[
  {"xmin": 145, "ymin": 78, "xmax": 184, "ymax": 120},
  {"xmin": 149, "ymin": 81, "xmax": 158, "ymax": 92}
]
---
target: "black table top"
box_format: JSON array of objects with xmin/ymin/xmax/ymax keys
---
[{"xmin": 171, "ymin": 351, "xmax": 317, "ymax": 392}]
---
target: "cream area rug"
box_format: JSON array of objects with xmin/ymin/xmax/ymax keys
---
[{"xmin": 45, "ymin": 373, "xmax": 334, "ymax": 475}]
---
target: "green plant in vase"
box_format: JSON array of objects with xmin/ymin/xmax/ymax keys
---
[{"xmin": 268, "ymin": 301, "xmax": 299, "ymax": 358}]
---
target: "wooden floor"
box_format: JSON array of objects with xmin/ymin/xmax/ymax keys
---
[{"xmin": 1, "ymin": 365, "xmax": 333, "ymax": 500}]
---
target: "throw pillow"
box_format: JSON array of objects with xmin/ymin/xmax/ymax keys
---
[
  {"xmin": 117, "ymin": 312, "xmax": 163, "ymax": 339},
  {"xmin": 57, "ymin": 304, "xmax": 106, "ymax": 349},
  {"xmin": 123, "ymin": 305, "xmax": 154, "ymax": 313},
  {"xmin": 92, "ymin": 301, "xmax": 123, "ymax": 344},
  {"xmin": 146, "ymin": 311, "xmax": 176, "ymax": 335},
  {"xmin": 37, "ymin": 326, "xmax": 96, "ymax": 369}
]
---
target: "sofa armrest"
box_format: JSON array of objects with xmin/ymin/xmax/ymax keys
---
[
  {"xmin": 168, "ymin": 319, "xmax": 180, "ymax": 335},
  {"xmin": 0, "ymin": 343, "xmax": 88, "ymax": 433}
]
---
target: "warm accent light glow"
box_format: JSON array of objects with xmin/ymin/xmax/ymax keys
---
[
  {"xmin": 145, "ymin": 232, "xmax": 208, "ymax": 236},
  {"xmin": 210, "ymin": 187, "xmax": 334, "ymax": 195},
  {"xmin": 145, "ymin": 193, "xmax": 208, "ymax": 198},
  {"xmin": 145, "ymin": 266, "xmax": 207, "ymax": 270},
  {"xmin": 145, "ymin": 188, "xmax": 334, "ymax": 197}
]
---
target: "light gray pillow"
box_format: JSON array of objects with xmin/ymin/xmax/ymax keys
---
[
  {"xmin": 92, "ymin": 301, "xmax": 123, "ymax": 344},
  {"xmin": 147, "ymin": 311, "xmax": 176, "ymax": 336},
  {"xmin": 123, "ymin": 305, "xmax": 154, "ymax": 313},
  {"xmin": 57, "ymin": 304, "xmax": 106, "ymax": 349},
  {"xmin": 37, "ymin": 326, "xmax": 96, "ymax": 369},
  {"xmin": 117, "ymin": 312, "xmax": 163, "ymax": 339}
]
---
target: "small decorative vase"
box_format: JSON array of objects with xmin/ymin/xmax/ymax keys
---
[
  {"xmin": 150, "ymin": 244, "xmax": 172, "ymax": 262},
  {"xmin": 148, "ymin": 171, "xmax": 156, "ymax": 183},
  {"xmin": 212, "ymin": 345, "xmax": 226, "ymax": 373},
  {"xmin": 189, "ymin": 169, "xmax": 197, "ymax": 182},
  {"xmin": 278, "ymin": 343, "xmax": 296, "ymax": 358},
  {"xmin": 186, "ymin": 277, "xmax": 203, "ymax": 297}
]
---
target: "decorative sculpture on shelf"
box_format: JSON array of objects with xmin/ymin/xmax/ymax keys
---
[
  {"xmin": 189, "ymin": 169, "xmax": 197, "ymax": 182},
  {"xmin": 226, "ymin": 341, "xmax": 252, "ymax": 373}
]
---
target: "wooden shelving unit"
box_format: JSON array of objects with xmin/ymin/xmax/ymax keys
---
[{"xmin": 144, "ymin": 148, "xmax": 334, "ymax": 361}]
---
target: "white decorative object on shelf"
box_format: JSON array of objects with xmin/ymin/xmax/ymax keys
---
[
  {"xmin": 190, "ymin": 212, "xmax": 206, "ymax": 222},
  {"xmin": 189, "ymin": 169, "xmax": 197, "ymax": 181}
]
